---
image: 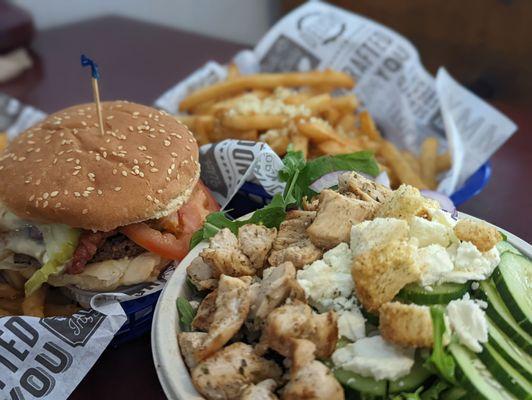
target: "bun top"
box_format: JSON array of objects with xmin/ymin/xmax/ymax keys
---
[{"xmin": 0, "ymin": 101, "xmax": 200, "ymax": 231}]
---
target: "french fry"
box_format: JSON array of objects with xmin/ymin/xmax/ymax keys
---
[
  {"xmin": 420, "ymin": 137, "xmax": 439, "ymax": 189},
  {"xmin": 436, "ymin": 151, "xmax": 451, "ymax": 172},
  {"xmin": 0, "ymin": 133, "xmax": 7, "ymax": 151},
  {"xmin": 179, "ymin": 70, "xmax": 354, "ymax": 111},
  {"xmin": 1, "ymin": 270, "xmax": 26, "ymax": 290},
  {"xmin": 22, "ymin": 286, "xmax": 47, "ymax": 317},
  {"xmin": 402, "ymin": 150, "xmax": 421, "ymax": 176},
  {"xmin": 262, "ymin": 131, "xmax": 290, "ymax": 155},
  {"xmin": 331, "ymin": 95, "xmax": 359, "ymax": 112},
  {"xmin": 379, "ymin": 141, "xmax": 427, "ymax": 189},
  {"xmin": 283, "ymin": 93, "xmax": 310, "ymax": 105},
  {"xmin": 0, "ymin": 299, "xmax": 22, "ymax": 314},
  {"xmin": 317, "ymin": 139, "xmax": 361, "ymax": 155},
  {"xmin": 221, "ymin": 114, "xmax": 286, "ymax": 131},
  {"xmin": 44, "ymin": 303, "xmax": 82, "ymax": 317},
  {"xmin": 297, "ymin": 121, "xmax": 343, "ymax": 143},
  {"xmin": 336, "ymin": 114, "xmax": 357, "ymax": 135},
  {"xmin": 321, "ymin": 107, "xmax": 341, "ymax": 126},
  {"xmin": 291, "ymin": 134, "xmax": 309, "ymax": 159},
  {"xmin": 359, "ymin": 111, "xmax": 382, "ymax": 141},
  {"xmin": 0, "ymin": 283, "xmax": 21, "ymax": 300},
  {"xmin": 303, "ymin": 94, "xmax": 332, "ymax": 114},
  {"xmin": 226, "ymin": 63, "xmax": 240, "ymax": 80}
]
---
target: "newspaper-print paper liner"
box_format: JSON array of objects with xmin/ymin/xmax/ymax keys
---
[{"xmin": 155, "ymin": 1, "xmax": 517, "ymax": 195}]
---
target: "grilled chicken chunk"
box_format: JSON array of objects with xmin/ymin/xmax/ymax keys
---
[
  {"xmin": 307, "ymin": 190, "xmax": 378, "ymax": 249},
  {"xmin": 191, "ymin": 342, "xmax": 282, "ymax": 400},
  {"xmin": 259, "ymin": 300, "xmax": 337, "ymax": 359},
  {"xmin": 241, "ymin": 379, "xmax": 279, "ymax": 400},
  {"xmin": 187, "ymin": 256, "xmax": 217, "ymax": 291},
  {"xmin": 238, "ymin": 224, "xmax": 277, "ymax": 273},
  {"xmin": 178, "ymin": 332, "xmax": 207, "ymax": 369},
  {"xmin": 338, "ymin": 171, "xmax": 391, "ymax": 203},
  {"xmin": 281, "ymin": 339, "xmax": 344, "ymax": 400},
  {"xmin": 268, "ymin": 211, "xmax": 322, "ymax": 269},
  {"xmin": 192, "ymin": 290, "xmax": 217, "ymax": 331},
  {"xmin": 195, "ymin": 275, "xmax": 251, "ymax": 361},
  {"xmin": 249, "ymin": 262, "xmax": 305, "ymax": 328},
  {"xmin": 201, "ymin": 228, "xmax": 254, "ymax": 277}
]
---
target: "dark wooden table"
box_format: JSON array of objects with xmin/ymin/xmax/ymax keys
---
[{"xmin": 1, "ymin": 16, "xmax": 530, "ymax": 400}]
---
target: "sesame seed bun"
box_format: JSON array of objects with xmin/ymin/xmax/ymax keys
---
[{"xmin": 0, "ymin": 101, "xmax": 200, "ymax": 231}]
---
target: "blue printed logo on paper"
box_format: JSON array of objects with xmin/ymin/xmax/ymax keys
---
[{"xmin": 39, "ymin": 309, "xmax": 106, "ymax": 347}]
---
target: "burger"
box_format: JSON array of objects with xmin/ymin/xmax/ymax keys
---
[{"xmin": 0, "ymin": 101, "xmax": 219, "ymax": 295}]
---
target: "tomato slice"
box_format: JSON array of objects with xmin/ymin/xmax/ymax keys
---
[
  {"xmin": 121, "ymin": 223, "xmax": 192, "ymax": 260},
  {"xmin": 121, "ymin": 181, "xmax": 220, "ymax": 260}
]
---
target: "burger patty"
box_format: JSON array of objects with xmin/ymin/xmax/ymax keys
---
[
  {"xmin": 12, "ymin": 234, "xmax": 145, "ymax": 269},
  {"xmin": 89, "ymin": 234, "xmax": 145, "ymax": 263}
]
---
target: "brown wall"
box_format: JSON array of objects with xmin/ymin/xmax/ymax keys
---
[{"xmin": 283, "ymin": 0, "xmax": 532, "ymax": 103}]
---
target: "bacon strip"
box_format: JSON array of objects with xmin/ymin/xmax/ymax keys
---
[{"xmin": 66, "ymin": 230, "xmax": 115, "ymax": 274}]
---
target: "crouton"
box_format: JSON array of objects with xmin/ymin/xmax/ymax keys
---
[
  {"xmin": 350, "ymin": 218, "xmax": 409, "ymax": 259},
  {"xmin": 376, "ymin": 184, "xmax": 439, "ymax": 220},
  {"xmin": 307, "ymin": 190, "xmax": 378, "ymax": 249},
  {"xmin": 379, "ymin": 302, "xmax": 434, "ymax": 348},
  {"xmin": 454, "ymin": 219, "xmax": 502, "ymax": 252},
  {"xmin": 352, "ymin": 240, "xmax": 420, "ymax": 312}
]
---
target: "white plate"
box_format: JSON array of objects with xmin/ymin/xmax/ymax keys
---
[{"xmin": 151, "ymin": 213, "xmax": 531, "ymax": 400}]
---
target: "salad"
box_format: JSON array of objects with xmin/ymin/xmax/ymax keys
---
[{"xmin": 175, "ymin": 151, "xmax": 531, "ymax": 400}]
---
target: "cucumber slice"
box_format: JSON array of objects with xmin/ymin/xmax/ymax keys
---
[
  {"xmin": 440, "ymin": 386, "xmax": 468, "ymax": 400},
  {"xmin": 333, "ymin": 369, "xmax": 387, "ymax": 396},
  {"xmin": 496, "ymin": 241, "xmax": 522, "ymax": 256},
  {"xmin": 396, "ymin": 282, "xmax": 469, "ymax": 305},
  {"xmin": 449, "ymin": 343, "xmax": 517, "ymax": 400},
  {"xmin": 488, "ymin": 319, "xmax": 532, "ymax": 381},
  {"xmin": 388, "ymin": 359, "xmax": 433, "ymax": 393},
  {"xmin": 492, "ymin": 253, "xmax": 532, "ymax": 332},
  {"xmin": 477, "ymin": 342, "xmax": 532, "ymax": 398},
  {"xmin": 477, "ymin": 280, "xmax": 532, "ymax": 354}
]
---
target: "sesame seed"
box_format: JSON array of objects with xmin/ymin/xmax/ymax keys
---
[
  {"xmin": 164, "ymin": 140, "xmax": 171, "ymax": 147},
  {"xmin": 133, "ymin": 111, "xmax": 140, "ymax": 116},
  {"xmin": 43, "ymin": 201, "xmax": 48, "ymax": 208},
  {"xmin": 29, "ymin": 195, "xmax": 35, "ymax": 201},
  {"xmin": 146, "ymin": 195, "xmax": 153, "ymax": 201},
  {"xmin": 82, "ymin": 209, "xmax": 88, "ymax": 214},
  {"xmin": 114, "ymin": 187, "xmax": 122, "ymax": 191},
  {"xmin": 82, "ymin": 192, "xmax": 89, "ymax": 198},
  {"xmin": 97, "ymin": 190, "xmax": 103, "ymax": 195},
  {"xmin": 122, "ymin": 171, "xmax": 128, "ymax": 177},
  {"xmin": 50, "ymin": 191, "xmax": 59, "ymax": 197},
  {"xmin": 87, "ymin": 187, "xmax": 94, "ymax": 191},
  {"xmin": 55, "ymin": 203, "xmax": 62, "ymax": 208},
  {"xmin": 73, "ymin": 170, "xmax": 80, "ymax": 175},
  {"xmin": 150, "ymin": 168, "xmax": 159, "ymax": 173},
  {"xmin": 74, "ymin": 192, "xmax": 81, "ymax": 197},
  {"xmin": 157, "ymin": 189, "xmax": 163, "ymax": 194},
  {"xmin": 112, "ymin": 169, "xmax": 117, "ymax": 175}
]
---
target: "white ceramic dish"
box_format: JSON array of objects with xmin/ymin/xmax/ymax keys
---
[{"xmin": 151, "ymin": 213, "xmax": 531, "ymax": 400}]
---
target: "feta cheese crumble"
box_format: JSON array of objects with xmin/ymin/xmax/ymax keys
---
[
  {"xmin": 416, "ymin": 244, "xmax": 454, "ymax": 286},
  {"xmin": 332, "ymin": 335, "xmax": 415, "ymax": 380},
  {"xmin": 444, "ymin": 241, "xmax": 500, "ymax": 283},
  {"xmin": 446, "ymin": 294, "xmax": 488, "ymax": 352},
  {"xmin": 337, "ymin": 307, "xmax": 366, "ymax": 342},
  {"xmin": 409, "ymin": 216, "xmax": 452, "ymax": 248},
  {"xmin": 297, "ymin": 243, "xmax": 353, "ymax": 312}
]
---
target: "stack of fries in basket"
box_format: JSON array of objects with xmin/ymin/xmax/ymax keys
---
[
  {"xmin": 177, "ymin": 66, "xmax": 451, "ymax": 190},
  {"xmin": 0, "ymin": 274, "xmax": 80, "ymax": 318}
]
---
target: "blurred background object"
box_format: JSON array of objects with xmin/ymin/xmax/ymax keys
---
[
  {"xmin": 10, "ymin": 0, "xmax": 280, "ymax": 45},
  {"xmin": 284, "ymin": 0, "xmax": 532, "ymax": 104}
]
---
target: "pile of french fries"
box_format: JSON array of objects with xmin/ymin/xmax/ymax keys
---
[
  {"xmin": 0, "ymin": 271, "xmax": 81, "ymax": 317},
  {"xmin": 177, "ymin": 66, "xmax": 450, "ymax": 190}
]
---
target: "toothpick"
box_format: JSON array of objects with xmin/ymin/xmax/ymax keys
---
[
  {"xmin": 91, "ymin": 77, "xmax": 105, "ymax": 135},
  {"xmin": 81, "ymin": 54, "xmax": 105, "ymax": 135}
]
